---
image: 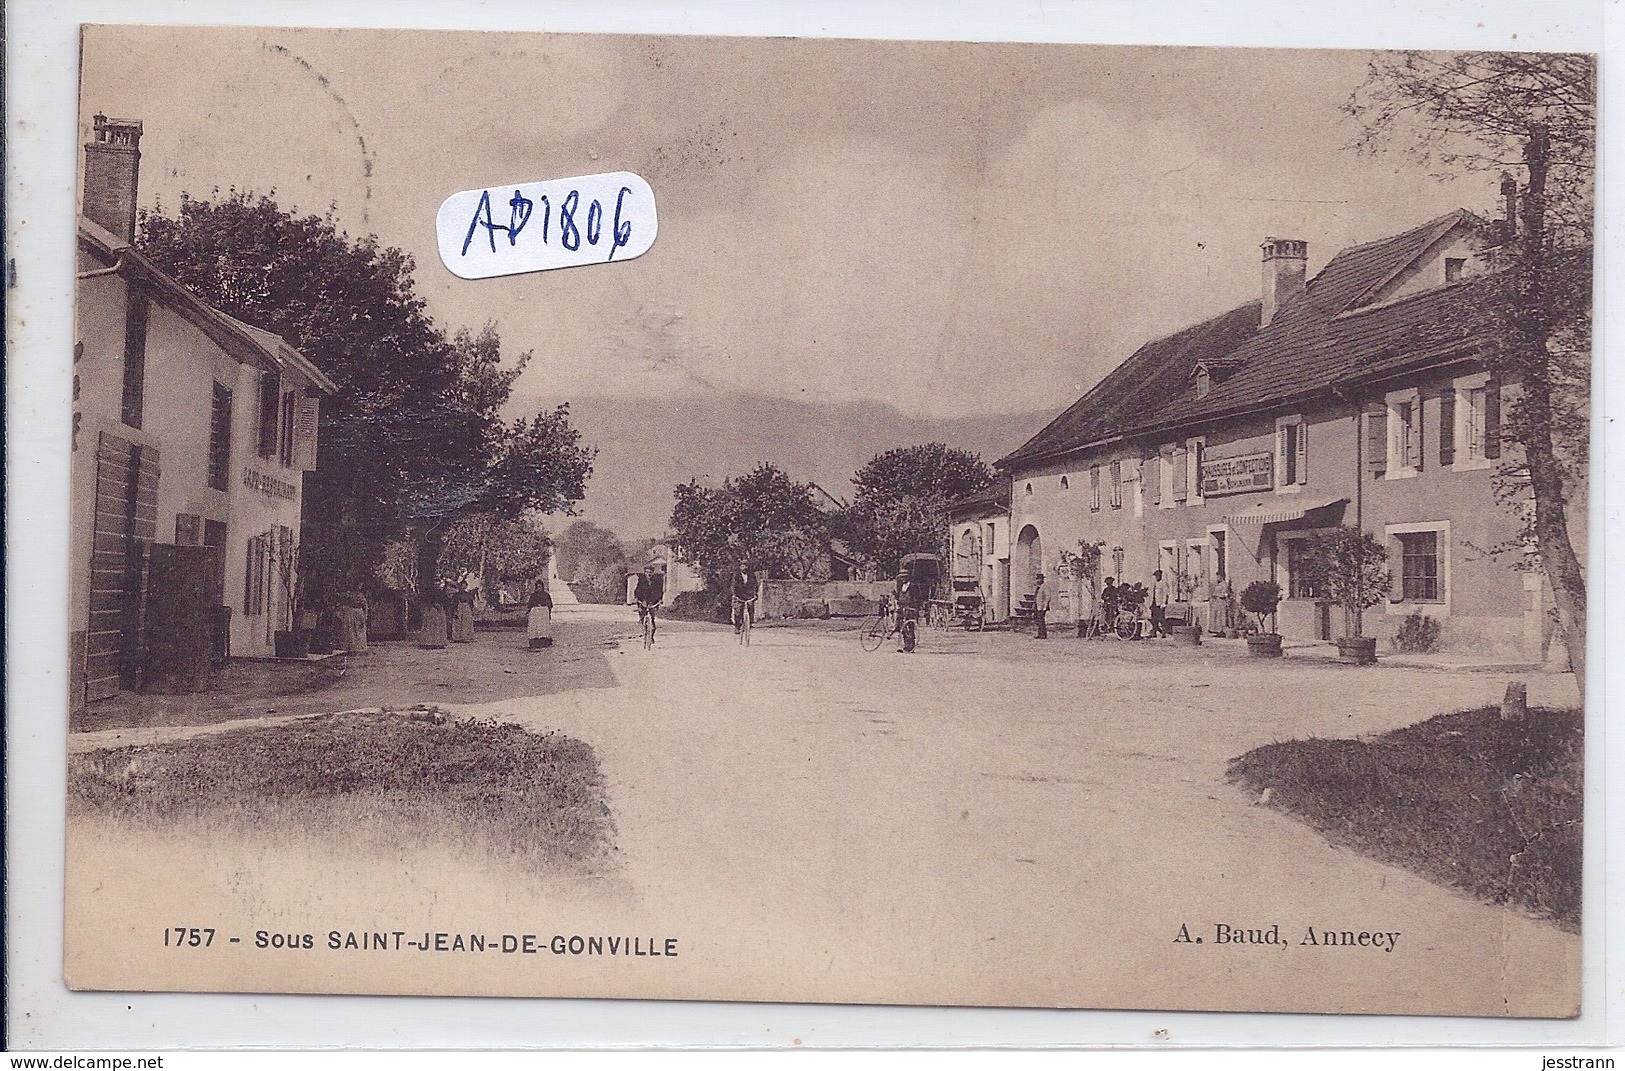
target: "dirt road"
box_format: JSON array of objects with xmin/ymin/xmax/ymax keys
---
[{"xmin": 479, "ymin": 606, "xmax": 1580, "ymax": 1014}]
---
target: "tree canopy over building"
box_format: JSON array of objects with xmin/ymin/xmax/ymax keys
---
[
  {"xmin": 1348, "ymin": 50, "xmax": 1594, "ymax": 695},
  {"xmin": 839, "ymin": 443, "xmax": 994, "ymax": 575},
  {"xmin": 138, "ymin": 190, "xmax": 595, "ymax": 600}
]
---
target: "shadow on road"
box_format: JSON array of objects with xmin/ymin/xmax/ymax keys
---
[{"xmin": 71, "ymin": 618, "xmax": 633, "ymax": 733}]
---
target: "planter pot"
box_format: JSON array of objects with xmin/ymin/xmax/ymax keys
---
[
  {"xmin": 1170, "ymin": 624, "xmax": 1201, "ymax": 647},
  {"xmin": 1246, "ymin": 633, "xmax": 1283, "ymax": 658},
  {"xmin": 274, "ymin": 628, "xmax": 312, "ymax": 659},
  {"xmin": 1337, "ymin": 636, "xmax": 1378, "ymax": 665}
]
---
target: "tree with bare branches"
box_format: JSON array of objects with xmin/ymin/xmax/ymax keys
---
[{"xmin": 1348, "ymin": 51, "xmax": 1593, "ymax": 695}]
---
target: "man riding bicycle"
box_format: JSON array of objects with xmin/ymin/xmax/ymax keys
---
[
  {"xmin": 894, "ymin": 567, "xmax": 923, "ymax": 653},
  {"xmin": 634, "ymin": 562, "xmax": 665, "ymax": 645},
  {"xmin": 730, "ymin": 560, "xmax": 759, "ymax": 637}
]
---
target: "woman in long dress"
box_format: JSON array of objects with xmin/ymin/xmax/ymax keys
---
[
  {"xmin": 527, "ymin": 582, "xmax": 554, "ymax": 649},
  {"xmin": 450, "ymin": 579, "xmax": 476, "ymax": 643}
]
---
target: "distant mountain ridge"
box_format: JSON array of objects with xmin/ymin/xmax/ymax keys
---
[{"xmin": 543, "ymin": 392, "xmax": 1055, "ymax": 543}]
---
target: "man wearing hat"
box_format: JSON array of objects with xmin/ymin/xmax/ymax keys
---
[
  {"xmin": 1032, "ymin": 572, "xmax": 1052, "ymax": 639},
  {"xmin": 894, "ymin": 566, "xmax": 921, "ymax": 653}
]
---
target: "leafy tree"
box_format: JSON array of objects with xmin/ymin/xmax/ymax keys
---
[
  {"xmin": 839, "ymin": 443, "xmax": 994, "ymax": 575},
  {"xmin": 1298, "ymin": 526, "xmax": 1391, "ymax": 639},
  {"xmin": 1348, "ymin": 51, "xmax": 1593, "ymax": 694},
  {"xmin": 669, "ymin": 464, "xmax": 831, "ymax": 586},
  {"xmin": 438, "ymin": 512, "xmax": 553, "ymax": 598},
  {"xmin": 137, "ymin": 191, "xmax": 594, "ymax": 600},
  {"xmin": 553, "ymin": 520, "xmax": 630, "ymax": 603}
]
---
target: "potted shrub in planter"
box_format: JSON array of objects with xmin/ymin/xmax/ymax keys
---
[
  {"xmin": 1240, "ymin": 580, "xmax": 1283, "ymax": 657},
  {"xmin": 272, "ymin": 537, "xmax": 312, "ymax": 659},
  {"xmin": 1300, "ymin": 525, "xmax": 1391, "ymax": 665}
]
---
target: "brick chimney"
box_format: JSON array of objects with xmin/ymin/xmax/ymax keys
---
[
  {"xmin": 1260, "ymin": 237, "xmax": 1307, "ymax": 328},
  {"xmin": 82, "ymin": 114, "xmax": 144, "ymax": 240}
]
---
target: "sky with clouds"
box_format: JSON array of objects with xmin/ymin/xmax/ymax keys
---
[{"xmin": 80, "ymin": 27, "xmax": 1501, "ymax": 419}]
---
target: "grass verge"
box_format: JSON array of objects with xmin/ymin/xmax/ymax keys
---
[
  {"xmin": 69, "ymin": 707, "xmax": 616, "ymax": 874},
  {"xmin": 1227, "ymin": 704, "xmax": 1581, "ymax": 931}
]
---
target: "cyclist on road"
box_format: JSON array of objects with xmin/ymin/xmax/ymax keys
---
[
  {"xmin": 634, "ymin": 562, "xmax": 665, "ymax": 645},
  {"xmin": 894, "ymin": 567, "xmax": 923, "ymax": 653},
  {"xmin": 730, "ymin": 560, "xmax": 759, "ymax": 638}
]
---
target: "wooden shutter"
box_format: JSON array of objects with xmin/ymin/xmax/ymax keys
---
[
  {"xmin": 1439, "ymin": 388, "xmax": 1456, "ymax": 466},
  {"xmin": 1484, "ymin": 379, "xmax": 1502, "ymax": 459},
  {"xmin": 1173, "ymin": 447, "xmax": 1188, "ymax": 501},
  {"xmin": 295, "ymin": 395, "xmax": 320, "ymax": 470},
  {"xmin": 1148, "ymin": 457, "xmax": 1161, "ymax": 506},
  {"xmin": 1278, "ymin": 425, "xmax": 1292, "ymax": 486},
  {"xmin": 1413, "ymin": 395, "xmax": 1424, "ymax": 471},
  {"xmin": 1295, "ymin": 422, "xmax": 1308, "ymax": 485},
  {"xmin": 1090, "ymin": 466, "xmax": 1100, "ymax": 512},
  {"xmin": 1366, "ymin": 409, "xmax": 1387, "ymax": 476}
]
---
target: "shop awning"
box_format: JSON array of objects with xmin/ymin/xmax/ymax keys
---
[
  {"xmin": 1225, "ymin": 497, "xmax": 1349, "ymax": 527},
  {"xmin": 1225, "ymin": 498, "xmax": 1349, "ymax": 560}
]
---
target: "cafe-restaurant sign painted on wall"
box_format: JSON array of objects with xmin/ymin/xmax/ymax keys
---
[{"xmin": 1201, "ymin": 451, "xmax": 1274, "ymax": 496}]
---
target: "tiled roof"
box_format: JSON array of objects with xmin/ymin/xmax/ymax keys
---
[{"xmin": 998, "ymin": 210, "xmax": 1494, "ymax": 469}]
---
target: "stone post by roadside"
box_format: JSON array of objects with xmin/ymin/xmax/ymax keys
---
[{"xmin": 1501, "ymin": 680, "xmax": 1528, "ymax": 722}]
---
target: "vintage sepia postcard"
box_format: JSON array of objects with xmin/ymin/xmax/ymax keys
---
[{"xmin": 65, "ymin": 24, "xmax": 1592, "ymax": 1016}]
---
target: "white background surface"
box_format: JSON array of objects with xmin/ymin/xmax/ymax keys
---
[{"xmin": 6, "ymin": 0, "xmax": 1618, "ymax": 1051}]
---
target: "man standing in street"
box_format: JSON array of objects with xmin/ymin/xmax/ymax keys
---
[
  {"xmin": 1150, "ymin": 568, "xmax": 1172, "ymax": 638},
  {"xmin": 1033, "ymin": 572, "xmax": 1052, "ymax": 639}
]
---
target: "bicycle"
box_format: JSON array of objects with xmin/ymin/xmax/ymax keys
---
[
  {"xmin": 636, "ymin": 601, "xmax": 658, "ymax": 649},
  {"xmin": 1114, "ymin": 603, "xmax": 1152, "ymax": 640},
  {"xmin": 860, "ymin": 599, "xmax": 898, "ymax": 652},
  {"xmin": 732, "ymin": 595, "xmax": 756, "ymax": 647}
]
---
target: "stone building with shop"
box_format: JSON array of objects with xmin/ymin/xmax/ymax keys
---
[
  {"xmin": 71, "ymin": 114, "xmax": 336, "ymax": 706},
  {"xmin": 993, "ymin": 206, "xmax": 1571, "ymax": 658}
]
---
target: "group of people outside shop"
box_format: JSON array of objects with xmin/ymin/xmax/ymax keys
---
[{"xmin": 1027, "ymin": 568, "xmax": 1177, "ymax": 640}]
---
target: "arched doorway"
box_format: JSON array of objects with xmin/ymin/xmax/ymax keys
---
[
  {"xmin": 1016, "ymin": 524, "xmax": 1042, "ymax": 595},
  {"xmin": 956, "ymin": 526, "xmax": 979, "ymax": 576}
]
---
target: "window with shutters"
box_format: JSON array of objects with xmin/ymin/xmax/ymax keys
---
[
  {"xmin": 1089, "ymin": 466, "xmax": 1101, "ymax": 512},
  {"xmin": 1384, "ymin": 521, "xmax": 1450, "ymax": 611},
  {"xmin": 1275, "ymin": 415, "xmax": 1307, "ymax": 491},
  {"xmin": 257, "ymin": 370, "xmax": 281, "ymax": 459},
  {"xmin": 208, "ymin": 383, "xmax": 232, "ymax": 490},
  {"xmin": 1384, "ymin": 388, "xmax": 1422, "ymax": 478},
  {"xmin": 279, "ymin": 390, "xmax": 297, "ymax": 466},
  {"xmin": 245, "ymin": 533, "xmax": 269, "ymax": 615},
  {"xmin": 1157, "ymin": 450, "xmax": 1174, "ymax": 508},
  {"xmin": 1448, "ymin": 372, "xmax": 1497, "ymax": 470},
  {"xmin": 1109, "ymin": 461, "xmax": 1122, "ymax": 510}
]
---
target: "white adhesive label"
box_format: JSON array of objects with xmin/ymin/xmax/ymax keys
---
[{"xmin": 436, "ymin": 171, "xmax": 657, "ymax": 279}]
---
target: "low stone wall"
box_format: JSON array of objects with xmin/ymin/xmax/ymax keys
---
[{"xmin": 759, "ymin": 580, "xmax": 894, "ymax": 620}]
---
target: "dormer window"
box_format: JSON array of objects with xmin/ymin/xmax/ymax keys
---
[
  {"xmin": 1445, "ymin": 257, "xmax": 1466, "ymax": 283},
  {"xmin": 1195, "ymin": 366, "xmax": 1212, "ymax": 399}
]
